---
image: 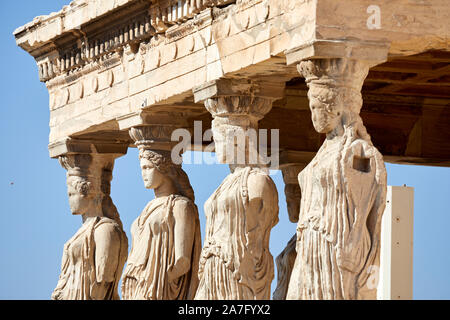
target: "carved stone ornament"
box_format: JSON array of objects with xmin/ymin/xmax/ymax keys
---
[
  {"xmin": 149, "ymin": 0, "xmax": 235, "ymax": 34},
  {"xmin": 129, "ymin": 124, "xmax": 181, "ymax": 152},
  {"xmin": 121, "ymin": 129, "xmax": 202, "ymax": 300},
  {"xmin": 52, "ymin": 154, "xmax": 128, "ymax": 300},
  {"xmin": 107, "ymin": 70, "xmax": 114, "ymax": 87},
  {"xmin": 61, "ymin": 88, "xmax": 70, "ymax": 106},
  {"xmin": 91, "ymin": 76, "xmax": 99, "ymax": 93},
  {"xmin": 204, "ymin": 94, "xmax": 274, "ymax": 166},
  {"xmin": 76, "ymin": 82, "xmax": 84, "ymax": 99},
  {"xmin": 286, "ymin": 58, "xmax": 387, "ymax": 300}
]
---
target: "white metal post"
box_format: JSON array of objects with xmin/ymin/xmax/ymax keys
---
[{"xmin": 377, "ymin": 186, "xmax": 414, "ymax": 300}]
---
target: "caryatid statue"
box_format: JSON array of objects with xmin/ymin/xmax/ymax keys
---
[
  {"xmin": 287, "ymin": 59, "xmax": 387, "ymax": 300},
  {"xmin": 52, "ymin": 154, "xmax": 128, "ymax": 300},
  {"xmin": 193, "ymin": 79, "xmax": 281, "ymax": 300},
  {"xmin": 273, "ymin": 164, "xmax": 305, "ymax": 300},
  {"xmin": 121, "ymin": 126, "xmax": 202, "ymax": 300}
]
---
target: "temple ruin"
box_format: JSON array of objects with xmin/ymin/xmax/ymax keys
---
[{"xmin": 14, "ymin": 0, "xmax": 450, "ymax": 300}]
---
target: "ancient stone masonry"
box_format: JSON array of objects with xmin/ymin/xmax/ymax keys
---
[
  {"xmin": 281, "ymin": 164, "xmax": 305, "ymax": 224},
  {"xmin": 150, "ymin": 0, "xmax": 236, "ymax": 33},
  {"xmin": 34, "ymin": 1, "xmax": 237, "ymax": 83},
  {"xmin": 14, "ymin": 0, "xmax": 450, "ymax": 300},
  {"xmin": 36, "ymin": 9, "xmax": 153, "ymax": 83},
  {"xmin": 15, "ymin": 0, "xmax": 450, "ymax": 163}
]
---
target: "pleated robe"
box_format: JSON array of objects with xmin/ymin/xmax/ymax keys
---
[
  {"xmin": 195, "ymin": 167, "xmax": 279, "ymax": 300},
  {"xmin": 122, "ymin": 195, "xmax": 201, "ymax": 300},
  {"xmin": 287, "ymin": 137, "xmax": 386, "ymax": 300},
  {"xmin": 52, "ymin": 217, "xmax": 128, "ymax": 300}
]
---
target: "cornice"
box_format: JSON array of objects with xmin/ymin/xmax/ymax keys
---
[{"xmin": 15, "ymin": 0, "xmax": 237, "ymax": 83}]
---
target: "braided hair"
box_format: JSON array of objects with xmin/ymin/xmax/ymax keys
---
[{"xmin": 139, "ymin": 149, "xmax": 195, "ymax": 202}]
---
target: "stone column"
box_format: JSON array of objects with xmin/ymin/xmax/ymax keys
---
[
  {"xmin": 118, "ymin": 114, "xmax": 202, "ymax": 300},
  {"xmin": 193, "ymin": 78, "xmax": 284, "ymax": 300},
  {"xmin": 50, "ymin": 139, "xmax": 128, "ymax": 300},
  {"xmin": 286, "ymin": 57, "xmax": 388, "ymax": 300}
]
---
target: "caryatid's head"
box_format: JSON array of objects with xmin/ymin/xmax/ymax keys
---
[
  {"xmin": 299, "ymin": 59, "xmax": 368, "ymax": 135},
  {"xmin": 66, "ymin": 175, "xmax": 94, "ymax": 215},
  {"xmin": 138, "ymin": 149, "xmax": 173, "ymax": 190},
  {"xmin": 136, "ymin": 147, "xmax": 195, "ymax": 201},
  {"xmin": 59, "ymin": 154, "xmax": 101, "ymax": 216},
  {"xmin": 210, "ymin": 117, "xmax": 259, "ymax": 165},
  {"xmin": 307, "ymin": 86, "xmax": 344, "ymax": 134},
  {"xmin": 206, "ymin": 96, "xmax": 272, "ymax": 166}
]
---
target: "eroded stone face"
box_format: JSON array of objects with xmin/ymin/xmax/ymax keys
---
[
  {"xmin": 67, "ymin": 176, "xmax": 92, "ymax": 215},
  {"xmin": 210, "ymin": 119, "xmax": 258, "ymax": 165},
  {"xmin": 307, "ymin": 87, "xmax": 343, "ymax": 134}
]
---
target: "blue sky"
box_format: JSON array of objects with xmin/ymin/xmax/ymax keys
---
[{"xmin": 1, "ymin": 1, "xmax": 449, "ymax": 300}]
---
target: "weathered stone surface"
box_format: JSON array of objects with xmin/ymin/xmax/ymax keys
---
[
  {"xmin": 121, "ymin": 126, "xmax": 202, "ymax": 300},
  {"xmin": 195, "ymin": 166, "xmax": 278, "ymax": 300},
  {"xmin": 287, "ymin": 58, "xmax": 387, "ymax": 300},
  {"xmin": 281, "ymin": 164, "xmax": 306, "ymax": 223},
  {"xmin": 52, "ymin": 153, "xmax": 128, "ymax": 300},
  {"xmin": 273, "ymin": 163, "xmax": 304, "ymax": 300},
  {"xmin": 14, "ymin": 0, "xmax": 450, "ymax": 166},
  {"xmin": 193, "ymin": 79, "xmax": 280, "ymax": 299},
  {"xmin": 273, "ymin": 234, "xmax": 296, "ymax": 300}
]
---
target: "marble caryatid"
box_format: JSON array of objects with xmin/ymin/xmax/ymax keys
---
[
  {"xmin": 287, "ymin": 59, "xmax": 387, "ymax": 300},
  {"xmin": 273, "ymin": 235, "xmax": 297, "ymax": 300},
  {"xmin": 194, "ymin": 86, "xmax": 280, "ymax": 300},
  {"xmin": 273, "ymin": 164, "xmax": 304, "ymax": 300},
  {"xmin": 121, "ymin": 128, "xmax": 201, "ymax": 300},
  {"xmin": 52, "ymin": 154, "xmax": 128, "ymax": 300}
]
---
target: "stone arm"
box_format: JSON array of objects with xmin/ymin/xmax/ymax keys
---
[
  {"xmin": 168, "ymin": 200, "xmax": 196, "ymax": 281},
  {"xmin": 91, "ymin": 223, "xmax": 121, "ymax": 299},
  {"xmin": 246, "ymin": 173, "xmax": 279, "ymax": 259},
  {"xmin": 338, "ymin": 140, "xmax": 385, "ymax": 273}
]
